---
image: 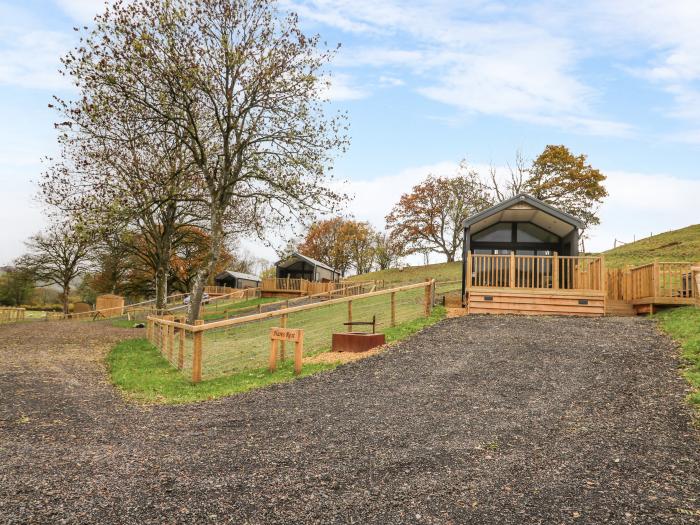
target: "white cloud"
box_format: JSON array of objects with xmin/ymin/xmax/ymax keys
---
[
  {"xmin": 291, "ymin": 0, "xmax": 633, "ymax": 137},
  {"xmin": 319, "ymin": 73, "xmax": 369, "ymax": 101},
  {"xmin": 588, "ymin": 169, "xmax": 700, "ymax": 252},
  {"xmin": 54, "ymin": 0, "xmax": 111, "ymax": 23}
]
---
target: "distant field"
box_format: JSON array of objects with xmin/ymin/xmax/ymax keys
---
[{"xmin": 602, "ymin": 224, "xmax": 700, "ymax": 268}]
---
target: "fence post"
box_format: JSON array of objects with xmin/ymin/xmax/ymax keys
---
[
  {"xmin": 509, "ymin": 252, "xmax": 516, "ymax": 288},
  {"xmin": 390, "ymin": 292, "xmax": 396, "ymax": 327},
  {"xmin": 424, "ymin": 278, "xmax": 432, "ymax": 316},
  {"xmin": 177, "ymin": 318, "xmax": 185, "ymax": 370},
  {"xmin": 280, "ymin": 314, "xmax": 288, "ymax": 360},
  {"xmin": 269, "ymin": 338, "xmax": 278, "ymax": 372},
  {"xmin": 466, "ymin": 252, "xmax": 473, "ymax": 295},
  {"xmin": 166, "ymin": 315, "xmax": 175, "ymax": 362},
  {"xmin": 552, "ymin": 252, "xmax": 559, "ymax": 290},
  {"xmin": 192, "ymin": 320, "xmax": 204, "ymax": 383},
  {"xmin": 653, "ymin": 261, "xmax": 659, "ymax": 298},
  {"xmin": 347, "ymin": 300, "xmax": 353, "ymax": 332},
  {"xmin": 295, "ymin": 335, "xmax": 303, "ymax": 376}
]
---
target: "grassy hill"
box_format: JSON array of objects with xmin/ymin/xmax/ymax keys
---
[
  {"xmin": 347, "ymin": 261, "xmax": 462, "ymax": 286},
  {"xmin": 602, "ymin": 224, "xmax": 700, "ymax": 268}
]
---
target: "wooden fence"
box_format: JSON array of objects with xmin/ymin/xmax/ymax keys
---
[
  {"xmin": 467, "ymin": 254, "xmax": 605, "ymax": 292},
  {"xmin": 626, "ymin": 262, "xmax": 697, "ymax": 302},
  {"xmin": 0, "ymin": 307, "xmax": 25, "ymax": 323},
  {"xmin": 147, "ymin": 280, "xmax": 434, "ymax": 383}
]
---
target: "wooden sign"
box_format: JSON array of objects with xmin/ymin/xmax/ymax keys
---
[
  {"xmin": 270, "ymin": 327, "xmax": 303, "ymax": 342},
  {"xmin": 269, "ymin": 327, "xmax": 304, "ymax": 375}
]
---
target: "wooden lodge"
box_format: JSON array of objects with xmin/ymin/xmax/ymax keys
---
[
  {"xmin": 460, "ymin": 194, "xmax": 699, "ymax": 316},
  {"xmin": 263, "ymin": 252, "xmax": 342, "ymax": 297},
  {"xmin": 213, "ymin": 271, "xmax": 261, "ymax": 289}
]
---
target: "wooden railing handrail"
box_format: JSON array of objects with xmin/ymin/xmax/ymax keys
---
[{"xmin": 148, "ymin": 280, "xmax": 434, "ymax": 332}]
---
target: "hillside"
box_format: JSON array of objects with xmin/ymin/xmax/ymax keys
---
[
  {"xmin": 602, "ymin": 224, "xmax": 700, "ymax": 268},
  {"xmin": 347, "ymin": 261, "xmax": 462, "ymax": 286}
]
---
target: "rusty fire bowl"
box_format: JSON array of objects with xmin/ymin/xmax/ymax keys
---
[{"xmin": 332, "ymin": 332, "xmax": 386, "ymax": 353}]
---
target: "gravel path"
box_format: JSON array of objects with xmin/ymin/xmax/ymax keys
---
[{"xmin": 1, "ymin": 316, "xmax": 699, "ymax": 524}]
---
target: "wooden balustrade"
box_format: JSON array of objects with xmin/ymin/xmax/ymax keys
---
[{"xmin": 467, "ymin": 253, "xmax": 604, "ymax": 292}]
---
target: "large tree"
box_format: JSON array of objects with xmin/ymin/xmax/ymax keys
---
[
  {"xmin": 0, "ymin": 266, "xmax": 35, "ymax": 307},
  {"xmin": 385, "ymin": 164, "xmax": 492, "ymax": 262},
  {"xmin": 297, "ymin": 217, "xmax": 355, "ymax": 276},
  {"xmin": 524, "ymin": 145, "xmax": 607, "ymax": 242},
  {"xmin": 62, "ymin": 0, "xmax": 347, "ymax": 322},
  {"xmin": 19, "ymin": 223, "xmax": 93, "ymax": 314}
]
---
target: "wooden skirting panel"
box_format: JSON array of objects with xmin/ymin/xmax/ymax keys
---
[{"xmin": 468, "ymin": 289, "xmax": 605, "ymax": 316}]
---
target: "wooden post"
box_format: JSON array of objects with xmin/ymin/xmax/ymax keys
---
[
  {"xmin": 269, "ymin": 338, "xmax": 278, "ymax": 372},
  {"xmin": 177, "ymin": 318, "xmax": 185, "ymax": 370},
  {"xmin": 166, "ymin": 315, "xmax": 175, "ymax": 361},
  {"xmin": 653, "ymin": 261, "xmax": 659, "ymax": 298},
  {"xmin": 347, "ymin": 300, "xmax": 353, "ymax": 332},
  {"xmin": 466, "ymin": 252, "xmax": 473, "ymax": 293},
  {"xmin": 280, "ymin": 314, "xmax": 287, "ymax": 360},
  {"xmin": 509, "ymin": 252, "xmax": 516, "ymax": 288},
  {"xmin": 295, "ymin": 335, "xmax": 303, "ymax": 376},
  {"xmin": 390, "ymin": 292, "xmax": 396, "ymax": 327},
  {"xmin": 552, "ymin": 252, "xmax": 559, "ymax": 290},
  {"xmin": 146, "ymin": 319, "xmax": 153, "ymax": 342},
  {"xmin": 424, "ymin": 278, "xmax": 432, "ymax": 317},
  {"xmin": 192, "ymin": 320, "xmax": 204, "ymax": 383}
]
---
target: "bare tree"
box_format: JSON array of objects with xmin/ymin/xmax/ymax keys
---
[
  {"xmin": 488, "ymin": 150, "xmax": 528, "ymax": 201},
  {"xmin": 61, "ymin": 0, "xmax": 348, "ymax": 322},
  {"xmin": 19, "ymin": 223, "xmax": 93, "ymax": 314}
]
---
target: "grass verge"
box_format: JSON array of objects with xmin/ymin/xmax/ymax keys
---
[
  {"xmin": 202, "ymin": 297, "xmax": 279, "ymax": 322},
  {"xmin": 107, "ymin": 305, "xmax": 447, "ymax": 404},
  {"xmin": 655, "ymin": 306, "xmax": 700, "ymax": 407}
]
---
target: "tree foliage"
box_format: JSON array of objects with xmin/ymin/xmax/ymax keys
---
[
  {"xmin": 59, "ymin": 0, "xmax": 348, "ymax": 321},
  {"xmin": 386, "ymin": 164, "xmax": 492, "ymax": 262},
  {"xmin": 18, "ymin": 223, "xmax": 94, "ymax": 314},
  {"xmin": 524, "ymin": 145, "xmax": 608, "ymax": 235},
  {"xmin": 0, "ymin": 267, "xmax": 35, "ymax": 306}
]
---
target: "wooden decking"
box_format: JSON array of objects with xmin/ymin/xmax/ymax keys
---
[{"xmin": 464, "ymin": 254, "xmax": 699, "ymax": 317}]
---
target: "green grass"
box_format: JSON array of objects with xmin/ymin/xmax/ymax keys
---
[
  {"xmin": 109, "ymin": 318, "xmax": 142, "ymax": 328},
  {"xmin": 603, "ymin": 224, "xmax": 700, "ymax": 268},
  {"xmin": 107, "ymin": 338, "xmax": 338, "ymax": 404},
  {"xmin": 202, "ymin": 297, "xmax": 279, "ymax": 322},
  {"xmin": 655, "ymin": 306, "xmax": 700, "ymax": 407},
  {"xmin": 346, "ymin": 261, "xmax": 462, "ymax": 287},
  {"xmin": 107, "ymin": 305, "xmax": 447, "ymax": 404}
]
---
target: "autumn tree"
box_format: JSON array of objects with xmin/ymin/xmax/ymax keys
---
[
  {"xmin": 297, "ymin": 217, "xmax": 354, "ymax": 275},
  {"xmin": 0, "ymin": 266, "xmax": 35, "ymax": 306},
  {"xmin": 19, "ymin": 223, "xmax": 93, "ymax": 314},
  {"xmin": 374, "ymin": 231, "xmax": 405, "ymax": 271},
  {"xmin": 63, "ymin": 0, "xmax": 347, "ymax": 322},
  {"xmin": 386, "ymin": 164, "xmax": 492, "ymax": 262},
  {"xmin": 524, "ymin": 145, "xmax": 607, "ymax": 241},
  {"xmin": 344, "ymin": 222, "xmax": 376, "ymax": 275}
]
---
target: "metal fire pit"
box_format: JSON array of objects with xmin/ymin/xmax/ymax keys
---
[{"xmin": 332, "ymin": 332, "xmax": 386, "ymax": 353}]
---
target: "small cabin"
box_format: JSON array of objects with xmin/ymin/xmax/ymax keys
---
[
  {"xmin": 275, "ymin": 252, "xmax": 341, "ymax": 282},
  {"xmin": 460, "ymin": 194, "xmax": 608, "ymax": 315},
  {"xmin": 214, "ymin": 271, "xmax": 261, "ymax": 289}
]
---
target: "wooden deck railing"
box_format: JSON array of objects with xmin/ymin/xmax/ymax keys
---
[
  {"xmin": 467, "ymin": 253, "xmax": 605, "ymax": 292},
  {"xmin": 0, "ymin": 307, "xmax": 25, "ymax": 323},
  {"xmin": 627, "ymin": 262, "xmax": 696, "ymax": 302}
]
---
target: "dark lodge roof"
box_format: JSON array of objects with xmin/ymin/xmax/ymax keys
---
[
  {"xmin": 215, "ymin": 271, "xmax": 261, "ymax": 282},
  {"xmin": 275, "ymin": 252, "xmax": 337, "ymax": 273},
  {"xmin": 463, "ymin": 194, "xmax": 584, "ymax": 236}
]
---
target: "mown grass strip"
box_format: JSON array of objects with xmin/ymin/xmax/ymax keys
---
[
  {"xmin": 107, "ymin": 305, "xmax": 446, "ymax": 404},
  {"xmin": 655, "ymin": 306, "xmax": 700, "ymax": 407}
]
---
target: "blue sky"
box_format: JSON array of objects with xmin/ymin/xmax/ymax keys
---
[{"xmin": 2, "ymin": 0, "xmax": 700, "ymax": 265}]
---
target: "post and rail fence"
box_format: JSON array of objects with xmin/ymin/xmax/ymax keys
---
[{"xmin": 147, "ymin": 280, "xmax": 435, "ymax": 383}]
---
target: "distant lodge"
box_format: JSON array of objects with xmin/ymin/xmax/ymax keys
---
[
  {"xmin": 275, "ymin": 252, "xmax": 342, "ymax": 282},
  {"xmin": 213, "ymin": 271, "xmax": 261, "ymax": 289}
]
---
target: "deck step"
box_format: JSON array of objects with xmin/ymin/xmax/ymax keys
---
[{"xmin": 605, "ymin": 300, "xmax": 636, "ymax": 316}]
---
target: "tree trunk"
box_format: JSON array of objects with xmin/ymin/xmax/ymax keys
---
[
  {"xmin": 187, "ymin": 206, "xmax": 224, "ymax": 323},
  {"xmin": 155, "ymin": 263, "xmax": 168, "ymax": 313},
  {"xmin": 61, "ymin": 284, "xmax": 70, "ymax": 315}
]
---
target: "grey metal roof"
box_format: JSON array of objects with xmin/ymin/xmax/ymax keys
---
[
  {"xmin": 276, "ymin": 251, "xmax": 338, "ymax": 273},
  {"xmin": 462, "ymin": 194, "xmax": 584, "ymax": 230},
  {"xmin": 215, "ymin": 271, "xmax": 261, "ymax": 282}
]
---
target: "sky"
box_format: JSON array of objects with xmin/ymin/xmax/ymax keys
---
[{"xmin": 1, "ymin": 0, "xmax": 700, "ymax": 267}]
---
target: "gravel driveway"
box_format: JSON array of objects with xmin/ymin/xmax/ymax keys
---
[{"xmin": 1, "ymin": 316, "xmax": 699, "ymax": 524}]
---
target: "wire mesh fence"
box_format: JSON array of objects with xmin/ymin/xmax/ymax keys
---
[{"xmin": 147, "ymin": 281, "xmax": 433, "ymax": 382}]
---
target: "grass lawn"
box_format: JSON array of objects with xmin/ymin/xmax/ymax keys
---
[
  {"xmin": 202, "ymin": 297, "xmax": 279, "ymax": 322},
  {"xmin": 108, "ymin": 305, "xmax": 446, "ymax": 404},
  {"xmin": 655, "ymin": 306, "xmax": 700, "ymax": 407}
]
